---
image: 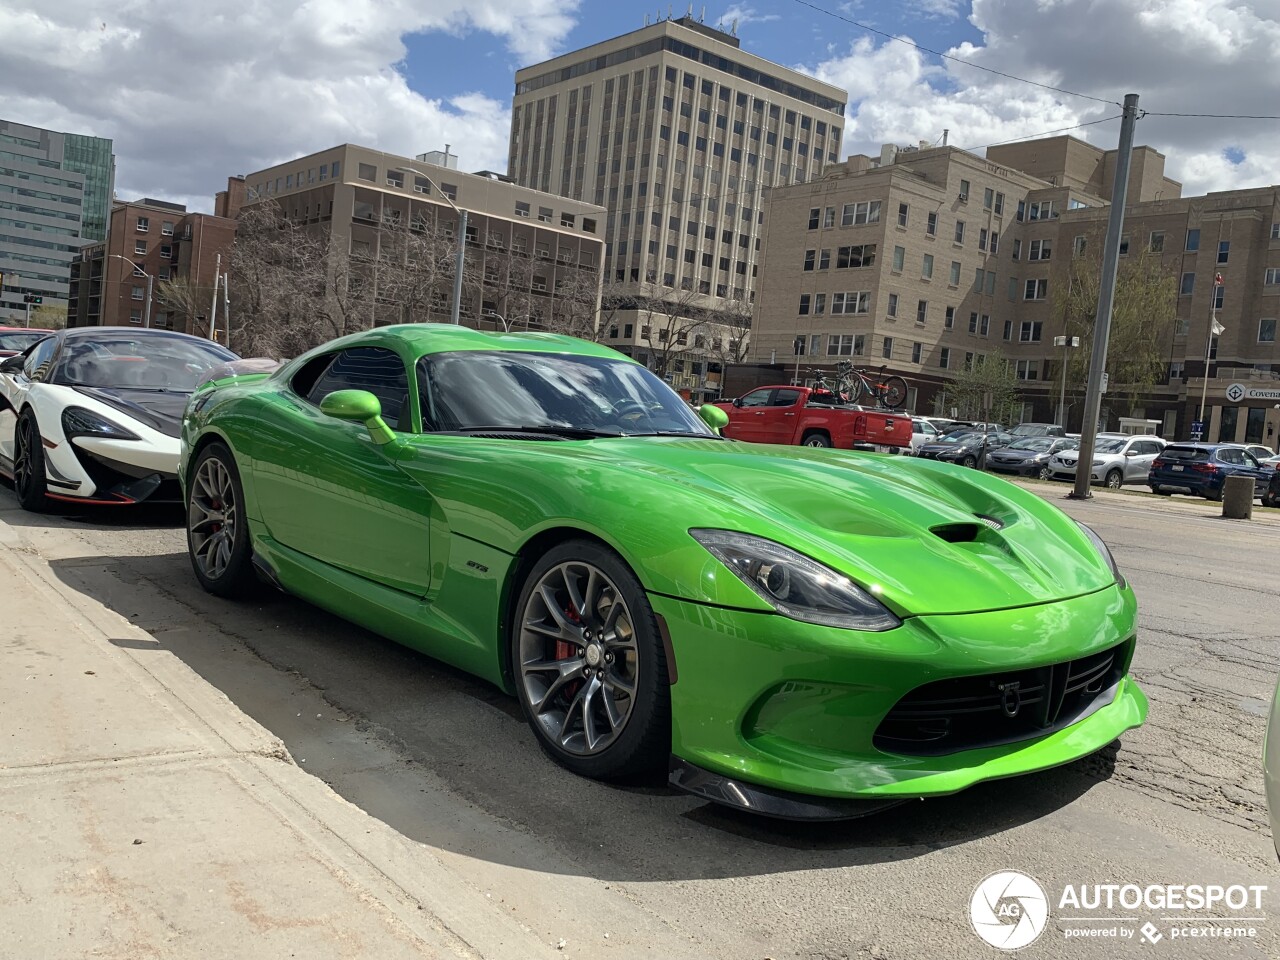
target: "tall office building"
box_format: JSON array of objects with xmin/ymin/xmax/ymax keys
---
[
  {"xmin": 510, "ymin": 16, "xmax": 846, "ymax": 381},
  {"xmin": 0, "ymin": 118, "xmax": 113, "ymax": 323}
]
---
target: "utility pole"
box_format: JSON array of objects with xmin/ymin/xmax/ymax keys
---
[
  {"xmin": 208, "ymin": 253, "xmax": 222, "ymax": 340},
  {"xmin": 1055, "ymin": 335, "xmax": 1080, "ymax": 427},
  {"xmin": 451, "ymin": 209, "xmax": 467, "ymax": 326},
  {"xmin": 1070, "ymin": 94, "xmax": 1140, "ymax": 500}
]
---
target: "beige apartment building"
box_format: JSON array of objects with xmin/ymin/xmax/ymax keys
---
[
  {"xmin": 509, "ymin": 15, "xmax": 845, "ymax": 396},
  {"xmin": 748, "ymin": 134, "xmax": 1280, "ymax": 445},
  {"xmin": 238, "ymin": 144, "xmax": 606, "ymax": 330}
]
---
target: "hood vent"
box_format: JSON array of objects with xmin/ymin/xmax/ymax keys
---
[
  {"xmin": 975, "ymin": 514, "xmax": 1006, "ymax": 531},
  {"xmin": 931, "ymin": 514, "xmax": 1006, "ymax": 543}
]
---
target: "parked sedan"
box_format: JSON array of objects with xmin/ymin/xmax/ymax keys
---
[
  {"xmin": 180, "ymin": 324, "xmax": 1146, "ymax": 819},
  {"xmin": 1148, "ymin": 443, "xmax": 1270, "ymax": 500},
  {"xmin": 985, "ymin": 437, "xmax": 1079, "ymax": 478},
  {"xmin": 1046, "ymin": 434, "xmax": 1166, "ymax": 488},
  {"xmin": 915, "ymin": 430, "xmax": 1013, "ymax": 468},
  {"xmin": 0, "ymin": 327, "xmax": 49, "ymax": 358}
]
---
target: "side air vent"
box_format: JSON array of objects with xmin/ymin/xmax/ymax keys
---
[
  {"xmin": 975, "ymin": 514, "xmax": 1005, "ymax": 531},
  {"xmin": 931, "ymin": 523, "xmax": 982, "ymax": 543}
]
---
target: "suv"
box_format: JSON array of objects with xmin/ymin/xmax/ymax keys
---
[
  {"xmin": 907, "ymin": 417, "xmax": 940, "ymax": 454},
  {"xmin": 1148, "ymin": 443, "xmax": 1270, "ymax": 501},
  {"xmin": 1009, "ymin": 423, "xmax": 1066, "ymax": 438},
  {"xmin": 1047, "ymin": 434, "xmax": 1167, "ymax": 487}
]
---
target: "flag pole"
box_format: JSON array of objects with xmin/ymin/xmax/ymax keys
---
[{"xmin": 1198, "ymin": 274, "xmax": 1224, "ymax": 428}]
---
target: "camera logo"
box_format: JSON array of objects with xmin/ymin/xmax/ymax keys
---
[{"xmin": 971, "ymin": 870, "xmax": 1050, "ymax": 950}]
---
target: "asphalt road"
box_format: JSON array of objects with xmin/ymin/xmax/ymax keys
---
[{"xmin": 2, "ymin": 479, "xmax": 1278, "ymax": 959}]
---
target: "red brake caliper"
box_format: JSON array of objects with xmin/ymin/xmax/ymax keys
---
[{"xmin": 555, "ymin": 603, "xmax": 582, "ymax": 701}]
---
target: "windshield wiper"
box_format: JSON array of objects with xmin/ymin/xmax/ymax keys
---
[
  {"xmin": 450, "ymin": 424, "xmax": 624, "ymax": 439},
  {"xmin": 621, "ymin": 430, "xmax": 724, "ymax": 439}
]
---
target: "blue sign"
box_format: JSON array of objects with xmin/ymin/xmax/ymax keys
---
[{"xmin": 1191, "ymin": 420, "xmax": 1205, "ymax": 434}]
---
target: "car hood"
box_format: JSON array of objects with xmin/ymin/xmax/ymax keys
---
[
  {"xmin": 427, "ymin": 437, "xmax": 1117, "ymax": 618},
  {"xmin": 73, "ymin": 386, "xmax": 190, "ymax": 438}
]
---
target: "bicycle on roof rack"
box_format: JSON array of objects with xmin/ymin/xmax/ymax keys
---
[{"xmin": 822, "ymin": 361, "xmax": 909, "ymax": 410}]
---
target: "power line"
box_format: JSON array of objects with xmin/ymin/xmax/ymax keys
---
[
  {"xmin": 790, "ymin": 0, "xmax": 1122, "ymax": 108},
  {"xmin": 962, "ymin": 114, "xmax": 1125, "ymax": 153},
  {"xmin": 1143, "ymin": 111, "xmax": 1280, "ymax": 120}
]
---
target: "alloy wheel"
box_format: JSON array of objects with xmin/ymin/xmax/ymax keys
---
[
  {"xmin": 1105, "ymin": 470, "xmax": 1123, "ymax": 489},
  {"xmin": 13, "ymin": 416, "xmax": 33, "ymax": 496},
  {"xmin": 188, "ymin": 456, "xmax": 238, "ymax": 581},
  {"xmin": 518, "ymin": 560, "xmax": 639, "ymax": 756}
]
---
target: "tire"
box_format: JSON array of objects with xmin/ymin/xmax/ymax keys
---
[
  {"xmin": 1037, "ymin": 465, "xmax": 1052, "ymax": 481},
  {"xmin": 512, "ymin": 539, "xmax": 670, "ymax": 782},
  {"xmin": 801, "ymin": 432, "xmax": 832, "ymax": 448},
  {"xmin": 186, "ymin": 442, "xmax": 257, "ymax": 598},
  {"xmin": 1264, "ymin": 494, "xmax": 1279, "ymax": 509},
  {"xmin": 960, "ymin": 455, "xmax": 977, "ymax": 469},
  {"xmin": 1204, "ymin": 488, "xmax": 1223, "ymax": 502},
  {"xmin": 1150, "ymin": 486, "xmax": 1172, "ymax": 496},
  {"xmin": 1104, "ymin": 469, "xmax": 1123, "ymax": 490},
  {"xmin": 880, "ymin": 376, "xmax": 909, "ymax": 410},
  {"xmin": 13, "ymin": 408, "xmax": 49, "ymax": 513}
]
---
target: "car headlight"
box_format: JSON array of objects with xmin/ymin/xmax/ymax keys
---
[
  {"xmin": 1076, "ymin": 521, "xmax": 1126, "ymax": 588},
  {"xmin": 690, "ymin": 530, "xmax": 901, "ymax": 631},
  {"xmin": 62, "ymin": 406, "xmax": 141, "ymax": 441},
  {"xmin": 1091, "ymin": 459, "xmax": 1106, "ymax": 466}
]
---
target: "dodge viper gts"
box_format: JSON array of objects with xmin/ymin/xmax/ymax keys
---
[
  {"xmin": 0, "ymin": 327, "xmax": 236, "ymax": 509},
  {"xmin": 179, "ymin": 324, "xmax": 1147, "ymax": 819}
]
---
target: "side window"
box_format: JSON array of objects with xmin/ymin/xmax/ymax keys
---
[
  {"xmin": 304, "ymin": 347, "xmax": 411, "ymax": 431},
  {"xmin": 23, "ymin": 338, "xmax": 58, "ymax": 382},
  {"xmin": 738, "ymin": 389, "xmax": 772, "ymax": 408},
  {"xmin": 1217, "ymin": 448, "xmax": 1242, "ymax": 465},
  {"xmin": 771, "ymin": 389, "xmax": 802, "ymax": 407},
  {"xmin": 1243, "ymin": 451, "xmax": 1261, "ymax": 468}
]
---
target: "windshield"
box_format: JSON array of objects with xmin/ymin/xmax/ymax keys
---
[
  {"xmin": 54, "ymin": 335, "xmax": 237, "ymax": 391},
  {"xmin": 940, "ymin": 429, "xmax": 980, "ymax": 443},
  {"xmin": 417, "ymin": 350, "xmax": 715, "ymax": 437},
  {"xmin": 1095, "ymin": 439, "xmax": 1126, "ymax": 454},
  {"xmin": 1008, "ymin": 438, "xmax": 1056, "ymax": 452},
  {"xmin": 0, "ymin": 331, "xmax": 47, "ymax": 352}
]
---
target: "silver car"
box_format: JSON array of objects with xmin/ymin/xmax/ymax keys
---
[{"xmin": 1046, "ymin": 434, "xmax": 1167, "ymax": 488}]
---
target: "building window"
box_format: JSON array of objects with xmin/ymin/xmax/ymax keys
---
[
  {"xmin": 1181, "ymin": 272, "xmax": 1196, "ymax": 296},
  {"xmin": 1020, "ymin": 320, "xmax": 1043, "ymax": 342},
  {"xmin": 824, "ymin": 206, "xmax": 836, "ymax": 228},
  {"xmin": 892, "ymin": 245, "xmax": 905, "ymax": 271},
  {"xmin": 958, "ymin": 179, "xmax": 971, "ymax": 200},
  {"xmin": 1029, "ymin": 239, "xmax": 1051, "ymax": 261},
  {"xmin": 1218, "ymin": 240, "xmax": 1230, "ymax": 263},
  {"xmin": 1012, "ymin": 238, "xmax": 1022, "ymax": 260},
  {"xmin": 944, "ymin": 306, "xmax": 954, "ymax": 329},
  {"xmin": 1266, "ymin": 267, "xmax": 1280, "ymax": 286},
  {"xmin": 799, "ymin": 294, "xmax": 811, "ymax": 315},
  {"xmin": 582, "ymin": 218, "xmax": 596, "ymax": 233},
  {"xmin": 1259, "ymin": 318, "xmax": 1277, "ymax": 343},
  {"xmin": 897, "ymin": 202, "xmax": 909, "ymax": 227},
  {"xmin": 939, "ymin": 348, "xmax": 950, "ymax": 369},
  {"xmin": 911, "ymin": 342, "xmax": 922, "ymax": 364},
  {"xmin": 136, "ymin": 217, "xmax": 149, "ymax": 233},
  {"xmin": 819, "ymin": 249, "xmax": 831, "ymax": 270},
  {"xmin": 949, "ymin": 260, "xmax": 961, "ymax": 285},
  {"xmin": 1028, "ymin": 200, "xmax": 1056, "ymax": 221},
  {"xmin": 921, "ymin": 254, "xmax": 933, "ymax": 279},
  {"xmin": 887, "ymin": 293, "xmax": 899, "ymax": 317},
  {"xmin": 1168, "ymin": 360, "xmax": 1184, "ymax": 380},
  {"xmin": 1024, "ymin": 278, "xmax": 1048, "ymax": 301},
  {"xmin": 926, "ymin": 212, "xmax": 937, "ymax": 236},
  {"xmin": 913, "ymin": 299, "xmax": 926, "ymax": 324},
  {"xmin": 358, "ymin": 163, "xmax": 377, "ymax": 182},
  {"xmin": 161, "ymin": 221, "xmax": 174, "ymax": 236},
  {"xmin": 974, "ymin": 268, "xmax": 984, "ymax": 293},
  {"xmin": 1214, "ymin": 284, "xmax": 1225, "ymax": 309},
  {"xmin": 385, "ymin": 170, "xmax": 404, "ymax": 188},
  {"xmin": 814, "ymin": 293, "xmax": 826, "ymax": 314},
  {"xmin": 968, "ymin": 311, "xmax": 978, "ymax": 334},
  {"xmin": 131, "ymin": 285, "xmax": 144, "ymax": 300},
  {"xmin": 129, "ymin": 309, "xmax": 142, "ymax": 324},
  {"xmin": 1149, "ymin": 231, "xmax": 1165, "ymax": 253},
  {"xmin": 954, "ymin": 220, "xmax": 965, "ymax": 244},
  {"xmin": 827, "ymin": 334, "xmax": 862, "ymax": 356},
  {"xmin": 808, "ymin": 207, "xmax": 820, "ymax": 229},
  {"xmin": 134, "ymin": 240, "xmax": 147, "ymax": 255},
  {"xmin": 1015, "ymin": 359, "xmax": 1039, "ymax": 380},
  {"xmin": 1003, "ymin": 319, "xmax": 1013, "ymax": 341},
  {"xmin": 831, "ymin": 291, "xmax": 870, "ymax": 315},
  {"xmin": 1186, "ymin": 228, "xmax": 1200, "ymax": 251},
  {"xmin": 985, "ymin": 271, "xmax": 996, "ymax": 296},
  {"xmin": 882, "ymin": 336, "xmax": 894, "ymax": 359},
  {"xmin": 803, "ymin": 249, "xmax": 816, "ymax": 271},
  {"xmin": 980, "ymin": 314, "xmax": 990, "ymax": 336},
  {"xmin": 983, "ymin": 187, "xmax": 994, "ymax": 209},
  {"xmin": 840, "ymin": 201, "xmax": 881, "ymax": 226},
  {"xmin": 994, "ymin": 192, "xmax": 1004, "ymax": 215},
  {"xmin": 1073, "ymin": 235, "xmax": 1087, "ymax": 257},
  {"xmin": 979, "ymin": 228, "xmax": 988, "ymax": 252}
]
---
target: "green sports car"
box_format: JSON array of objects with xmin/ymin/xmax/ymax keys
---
[{"xmin": 180, "ymin": 324, "xmax": 1147, "ymax": 819}]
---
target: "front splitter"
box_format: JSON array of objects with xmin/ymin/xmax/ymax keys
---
[{"xmin": 669, "ymin": 757, "xmax": 909, "ymax": 821}]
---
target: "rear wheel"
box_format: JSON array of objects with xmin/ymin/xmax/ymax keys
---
[
  {"xmin": 186, "ymin": 442, "xmax": 257, "ymax": 598},
  {"xmin": 960, "ymin": 454, "xmax": 977, "ymax": 469},
  {"xmin": 1104, "ymin": 469, "xmax": 1123, "ymax": 490},
  {"xmin": 13, "ymin": 409, "xmax": 49, "ymax": 513},
  {"xmin": 1150, "ymin": 486, "xmax": 1172, "ymax": 496},
  {"xmin": 801, "ymin": 432, "xmax": 832, "ymax": 448},
  {"xmin": 880, "ymin": 376, "xmax": 909, "ymax": 410},
  {"xmin": 1204, "ymin": 488, "xmax": 1223, "ymax": 502},
  {"xmin": 512, "ymin": 540, "xmax": 670, "ymax": 782}
]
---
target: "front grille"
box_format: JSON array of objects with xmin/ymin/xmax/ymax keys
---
[{"xmin": 873, "ymin": 640, "xmax": 1131, "ymax": 756}]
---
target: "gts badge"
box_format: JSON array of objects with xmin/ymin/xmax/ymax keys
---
[{"xmin": 466, "ymin": 560, "xmax": 489, "ymax": 573}]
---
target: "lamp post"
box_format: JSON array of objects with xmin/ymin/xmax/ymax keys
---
[
  {"xmin": 110, "ymin": 255, "xmax": 153, "ymax": 328},
  {"xmin": 395, "ymin": 164, "xmax": 467, "ymax": 325},
  {"xmin": 1198, "ymin": 273, "xmax": 1226, "ymax": 432},
  {"xmin": 1054, "ymin": 335, "xmax": 1080, "ymax": 428}
]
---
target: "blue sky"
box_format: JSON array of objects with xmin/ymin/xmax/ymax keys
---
[{"xmin": 2, "ymin": 1, "xmax": 1277, "ymax": 211}]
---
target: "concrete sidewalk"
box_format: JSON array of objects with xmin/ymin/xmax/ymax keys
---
[{"xmin": 0, "ymin": 520, "xmax": 561, "ymax": 960}]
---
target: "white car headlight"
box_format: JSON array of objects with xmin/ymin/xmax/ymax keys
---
[
  {"xmin": 690, "ymin": 530, "xmax": 901, "ymax": 631},
  {"xmin": 1076, "ymin": 521, "xmax": 1126, "ymax": 588}
]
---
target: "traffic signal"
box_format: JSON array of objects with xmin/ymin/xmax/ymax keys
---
[{"xmin": 23, "ymin": 295, "xmax": 43, "ymax": 304}]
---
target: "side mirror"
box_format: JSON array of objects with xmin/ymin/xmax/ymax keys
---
[
  {"xmin": 699, "ymin": 403, "xmax": 730, "ymax": 436},
  {"xmin": 0, "ymin": 355, "xmax": 24, "ymax": 374},
  {"xmin": 731, "ymin": 397, "xmax": 744, "ymax": 408},
  {"xmin": 319, "ymin": 389, "xmax": 396, "ymax": 445}
]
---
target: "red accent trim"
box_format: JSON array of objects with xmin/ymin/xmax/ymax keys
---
[
  {"xmin": 46, "ymin": 491, "xmax": 137, "ymax": 506},
  {"xmin": 41, "ymin": 437, "xmax": 58, "ymax": 449}
]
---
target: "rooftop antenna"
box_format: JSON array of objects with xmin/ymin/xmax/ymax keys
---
[
  {"xmin": 732, "ymin": 17, "xmax": 739, "ymax": 35},
  {"xmin": 700, "ymin": 5, "xmax": 706, "ymax": 21},
  {"xmin": 668, "ymin": 5, "xmax": 673, "ymax": 20},
  {"xmin": 644, "ymin": 12, "xmax": 649, "ymax": 24},
  {"xmin": 687, "ymin": 3, "xmax": 693, "ymax": 16},
  {"xmin": 943, "ymin": 128, "xmax": 949, "ymax": 146}
]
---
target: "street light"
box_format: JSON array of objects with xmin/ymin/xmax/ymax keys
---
[
  {"xmin": 1054, "ymin": 335, "xmax": 1080, "ymax": 428},
  {"xmin": 394, "ymin": 163, "xmax": 467, "ymax": 326},
  {"xmin": 1197, "ymin": 273, "xmax": 1227, "ymax": 436},
  {"xmin": 110, "ymin": 254, "xmax": 153, "ymax": 329}
]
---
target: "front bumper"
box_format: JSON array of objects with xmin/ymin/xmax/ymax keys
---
[{"xmin": 654, "ymin": 585, "xmax": 1146, "ymax": 804}]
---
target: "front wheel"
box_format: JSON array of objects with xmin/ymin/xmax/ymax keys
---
[
  {"xmin": 13, "ymin": 409, "xmax": 49, "ymax": 513},
  {"xmin": 512, "ymin": 540, "xmax": 670, "ymax": 782},
  {"xmin": 186, "ymin": 442, "xmax": 257, "ymax": 598},
  {"xmin": 1037, "ymin": 465, "xmax": 1052, "ymax": 481},
  {"xmin": 1104, "ymin": 469, "xmax": 1123, "ymax": 490},
  {"xmin": 960, "ymin": 454, "xmax": 977, "ymax": 469},
  {"xmin": 879, "ymin": 376, "xmax": 909, "ymax": 410}
]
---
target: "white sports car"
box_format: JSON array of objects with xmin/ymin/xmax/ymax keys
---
[{"xmin": 0, "ymin": 327, "xmax": 236, "ymax": 510}]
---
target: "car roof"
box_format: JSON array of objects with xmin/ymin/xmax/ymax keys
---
[
  {"xmin": 315, "ymin": 323, "xmax": 628, "ymax": 361},
  {"xmin": 0, "ymin": 327, "xmax": 48, "ymax": 334}
]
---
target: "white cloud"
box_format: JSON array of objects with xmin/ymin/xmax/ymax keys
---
[
  {"xmin": 718, "ymin": 4, "xmax": 783, "ymax": 29},
  {"xmin": 0, "ymin": 0, "xmax": 580, "ymax": 213},
  {"xmin": 806, "ymin": 0, "xmax": 1280, "ymax": 198}
]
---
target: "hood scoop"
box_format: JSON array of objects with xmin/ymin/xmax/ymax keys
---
[{"xmin": 931, "ymin": 514, "xmax": 1006, "ymax": 543}]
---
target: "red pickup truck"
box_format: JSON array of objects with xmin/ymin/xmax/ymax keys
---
[{"xmin": 715, "ymin": 385, "xmax": 913, "ymax": 451}]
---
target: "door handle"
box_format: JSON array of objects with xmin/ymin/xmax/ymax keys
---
[{"xmin": 783, "ymin": 412, "xmax": 795, "ymax": 416}]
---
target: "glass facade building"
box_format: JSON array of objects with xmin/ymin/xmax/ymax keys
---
[{"xmin": 63, "ymin": 133, "xmax": 116, "ymax": 243}]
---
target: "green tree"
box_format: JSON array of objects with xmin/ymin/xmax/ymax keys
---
[
  {"xmin": 1055, "ymin": 246, "xmax": 1178, "ymax": 414},
  {"xmin": 26, "ymin": 303, "xmax": 67, "ymax": 330},
  {"xmin": 943, "ymin": 350, "xmax": 1023, "ymax": 425}
]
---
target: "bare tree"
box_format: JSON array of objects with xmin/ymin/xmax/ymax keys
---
[
  {"xmin": 546, "ymin": 266, "xmax": 603, "ymax": 341},
  {"xmin": 634, "ymin": 283, "xmax": 707, "ymax": 380},
  {"xmin": 701, "ymin": 295, "xmax": 752, "ymax": 396},
  {"xmin": 156, "ymin": 275, "xmax": 218, "ymax": 335}
]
